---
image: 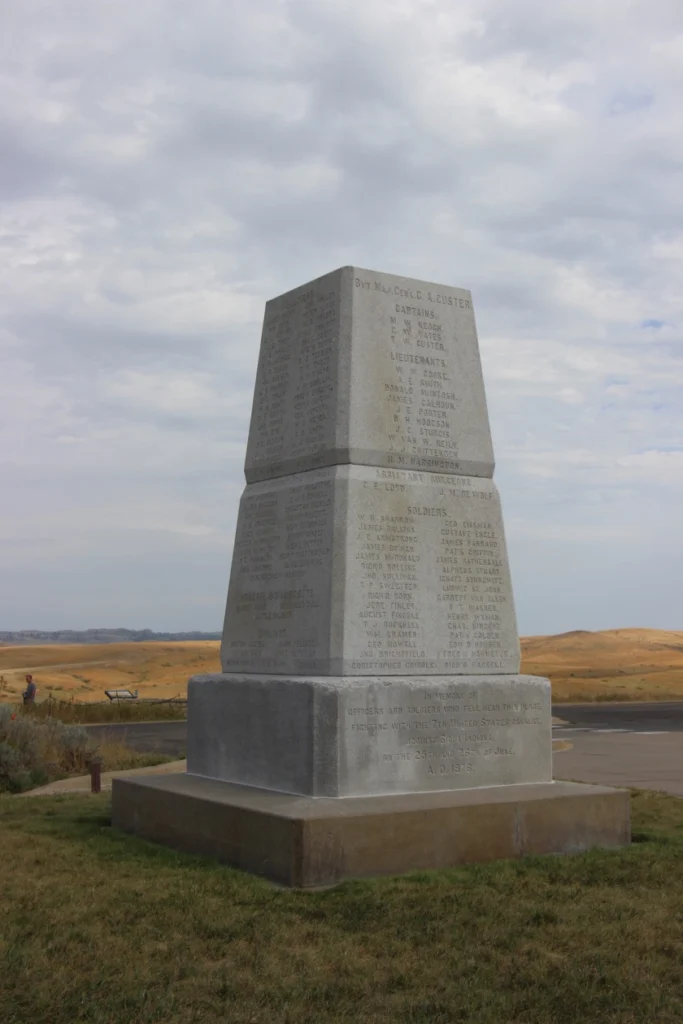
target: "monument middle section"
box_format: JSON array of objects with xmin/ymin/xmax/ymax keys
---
[{"xmin": 221, "ymin": 464, "xmax": 520, "ymax": 676}]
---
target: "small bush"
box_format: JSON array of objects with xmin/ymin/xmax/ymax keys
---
[
  {"xmin": 0, "ymin": 704, "xmax": 95, "ymax": 792},
  {"xmin": 58, "ymin": 724, "xmax": 92, "ymax": 772},
  {"xmin": 0, "ymin": 740, "xmax": 32, "ymax": 793}
]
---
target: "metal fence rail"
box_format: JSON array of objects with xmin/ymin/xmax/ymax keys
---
[
  {"xmin": 7, "ymin": 693, "xmax": 188, "ymax": 722},
  {"xmin": 37, "ymin": 694, "xmax": 188, "ymax": 708}
]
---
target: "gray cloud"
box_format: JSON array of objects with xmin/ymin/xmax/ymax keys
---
[{"xmin": 1, "ymin": 0, "xmax": 682, "ymax": 632}]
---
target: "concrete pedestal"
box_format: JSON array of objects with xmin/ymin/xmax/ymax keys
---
[
  {"xmin": 112, "ymin": 774, "xmax": 631, "ymax": 888},
  {"xmin": 187, "ymin": 673, "xmax": 552, "ymax": 797}
]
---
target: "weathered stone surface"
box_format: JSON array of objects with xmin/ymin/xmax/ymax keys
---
[
  {"xmin": 245, "ymin": 267, "xmax": 494, "ymax": 483},
  {"xmin": 221, "ymin": 465, "xmax": 519, "ymax": 676},
  {"xmin": 187, "ymin": 674, "xmax": 550, "ymax": 797},
  {"xmin": 112, "ymin": 774, "xmax": 631, "ymax": 887},
  {"xmin": 113, "ymin": 264, "xmax": 631, "ymax": 879}
]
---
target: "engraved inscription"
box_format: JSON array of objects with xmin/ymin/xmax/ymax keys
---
[
  {"xmin": 340, "ymin": 679, "xmax": 551, "ymax": 792},
  {"xmin": 247, "ymin": 279, "xmax": 339, "ymax": 478},
  {"xmin": 222, "ymin": 464, "xmax": 519, "ymax": 676},
  {"xmin": 345, "ymin": 466, "xmax": 519, "ymax": 675},
  {"xmin": 384, "ymin": 311, "xmax": 460, "ymax": 466},
  {"xmin": 351, "ymin": 270, "xmax": 494, "ymax": 476},
  {"xmin": 221, "ymin": 473, "xmax": 334, "ymax": 673}
]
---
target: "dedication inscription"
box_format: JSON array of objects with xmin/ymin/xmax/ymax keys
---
[{"xmin": 338, "ymin": 677, "xmax": 549, "ymax": 795}]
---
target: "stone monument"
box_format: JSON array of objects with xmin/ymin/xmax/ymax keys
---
[{"xmin": 113, "ymin": 267, "xmax": 630, "ymax": 885}]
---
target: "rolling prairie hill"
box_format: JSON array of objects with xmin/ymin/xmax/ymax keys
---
[
  {"xmin": 521, "ymin": 628, "xmax": 683, "ymax": 702},
  {"xmin": 0, "ymin": 641, "xmax": 221, "ymax": 703},
  {"xmin": 1, "ymin": 629, "xmax": 682, "ymax": 704},
  {"xmin": 0, "ymin": 629, "xmax": 221, "ymax": 645}
]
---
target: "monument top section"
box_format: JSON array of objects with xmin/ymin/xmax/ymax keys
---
[{"xmin": 245, "ymin": 266, "xmax": 495, "ymax": 483}]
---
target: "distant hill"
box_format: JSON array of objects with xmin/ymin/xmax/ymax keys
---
[
  {"xmin": 1, "ymin": 628, "xmax": 682, "ymax": 703},
  {"xmin": 521, "ymin": 627, "xmax": 683, "ymax": 701},
  {"xmin": 0, "ymin": 629, "xmax": 221, "ymax": 646}
]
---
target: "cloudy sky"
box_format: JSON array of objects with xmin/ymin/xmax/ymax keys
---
[{"xmin": 1, "ymin": 0, "xmax": 682, "ymax": 636}]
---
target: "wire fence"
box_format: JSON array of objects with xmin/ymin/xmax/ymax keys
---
[
  {"xmin": 42, "ymin": 694, "xmax": 187, "ymax": 708},
  {"xmin": 12, "ymin": 693, "xmax": 188, "ymax": 723}
]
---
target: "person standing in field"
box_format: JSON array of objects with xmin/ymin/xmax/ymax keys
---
[{"xmin": 22, "ymin": 674, "xmax": 37, "ymax": 705}]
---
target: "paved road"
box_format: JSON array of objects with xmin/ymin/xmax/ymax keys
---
[
  {"xmin": 554, "ymin": 731, "xmax": 683, "ymax": 795},
  {"xmin": 84, "ymin": 701, "xmax": 683, "ymax": 759},
  {"xmin": 553, "ymin": 701, "xmax": 683, "ymax": 733}
]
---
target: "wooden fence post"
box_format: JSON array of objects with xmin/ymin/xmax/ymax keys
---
[{"xmin": 87, "ymin": 758, "xmax": 102, "ymax": 794}]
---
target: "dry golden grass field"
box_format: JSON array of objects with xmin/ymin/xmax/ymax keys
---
[
  {"xmin": 523, "ymin": 628, "xmax": 683, "ymax": 702},
  {"xmin": 0, "ymin": 641, "xmax": 219, "ymax": 704},
  {"xmin": 1, "ymin": 628, "xmax": 682, "ymax": 704}
]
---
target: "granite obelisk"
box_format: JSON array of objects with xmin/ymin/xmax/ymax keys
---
[
  {"xmin": 113, "ymin": 267, "xmax": 630, "ymax": 884},
  {"xmin": 187, "ymin": 266, "xmax": 550, "ymax": 796}
]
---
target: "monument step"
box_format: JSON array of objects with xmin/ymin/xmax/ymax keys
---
[{"xmin": 112, "ymin": 774, "xmax": 630, "ymax": 888}]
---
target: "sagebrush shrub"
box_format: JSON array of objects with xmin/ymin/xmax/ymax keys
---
[
  {"xmin": 0, "ymin": 739, "xmax": 32, "ymax": 792},
  {"xmin": 0, "ymin": 704, "xmax": 15, "ymax": 729},
  {"xmin": 0, "ymin": 704, "xmax": 95, "ymax": 791},
  {"xmin": 57, "ymin": 724, "xmax": 92, "ymax": 773}
]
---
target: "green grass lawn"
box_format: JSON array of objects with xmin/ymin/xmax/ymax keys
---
[{"xmin": 1, "ymin": 790, "xmax": 683, "ymax": 1023}]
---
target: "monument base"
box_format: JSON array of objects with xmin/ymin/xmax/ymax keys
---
[
  {"xmin": 187, "ymin": 673, "xmax": 552, "ymax": 797},
  {"xmin": 112, "ymin": 774, "xmax": 630, "ymax": 888}
]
